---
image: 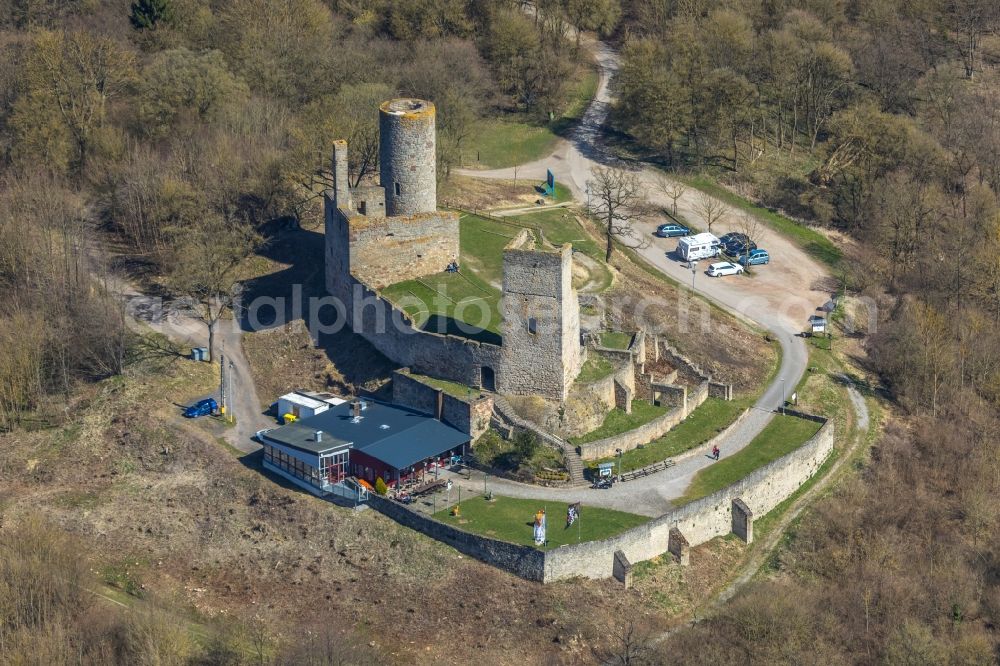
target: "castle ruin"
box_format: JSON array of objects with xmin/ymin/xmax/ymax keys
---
[{"xmin": 325, "ymin": 98, "xmax": 583, "ymax": 400}]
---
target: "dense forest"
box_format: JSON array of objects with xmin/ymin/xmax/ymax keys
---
[
  {"xmin": 611, "ymin": 0, "xmax": 1000, "ymax": 663},
  {"xmin": 2, "ymin": 0, "xmax": 1000, "ymax": 663}
]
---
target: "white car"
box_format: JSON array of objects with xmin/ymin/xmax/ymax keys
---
[{"xmin": 706, "ymin": 261, "xmax": 744, "ymax": 277}]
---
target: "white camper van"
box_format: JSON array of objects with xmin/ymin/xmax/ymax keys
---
[{"xmin": 677, "ymin": 233, "xmax": 721, "ymax": 262}]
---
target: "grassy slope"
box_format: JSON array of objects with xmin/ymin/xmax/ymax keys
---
[
  {"xmin": 514, "ymin": 208, "xmax": 601, "ymax": 258},
  {"xmin": 465, "ymin": 65, "xmax": 599, "ymax": 169},
  {"xmin": 576, "ymin": 355, "xmax": 615, "ymax": 383},
  {"xmin": 406, "ymin": 373, "xmax": 478, "ymax": 398},
  {"xmin": 571, "ymin": 400, "xmax": 667, "ymax": 444},
  {"xmin": 599, "ymin": 331, "xmax": 633, "ymax": 349},
  {"xmin": 587, "ymin": 397, "xmax": 748, "ymax": 473},
  {"xmin": 380, "ymin": 214, "xmax": 514, "ymax": 336},
  {"xmin": 680, "ymin": 174, "xmax": 843, "ymax": 269},
  {"xmin": 434, "ymin": 494, "xmax": 647, "ymax": 549},
  {"xmin": 508, "ymin": 208, "xmax": 614, "ymax": 291},
  {"xmin": 676, "ymin": 414, "xmax": 823, "ymax": 505}
]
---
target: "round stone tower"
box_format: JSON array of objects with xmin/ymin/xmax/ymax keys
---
[{"xmin": 379, "ymin": 98, "xmax": 436, "ymax": 216}]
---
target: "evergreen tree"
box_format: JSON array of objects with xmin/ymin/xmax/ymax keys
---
[{"xmin": 130, "ymin": 0, "xmax": 174, "ymax": 31}]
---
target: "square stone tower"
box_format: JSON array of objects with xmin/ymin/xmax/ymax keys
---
[{"xmin": 498, "ymin": 231, "xmax": 582, "ymax": 401}]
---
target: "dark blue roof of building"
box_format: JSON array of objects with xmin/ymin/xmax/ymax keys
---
[{"xmin": 271, "ymin": 400, "xmax": 470, "ymax": 471}]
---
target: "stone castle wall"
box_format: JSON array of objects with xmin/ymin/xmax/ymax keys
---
[
  {"xmin": 367, "ymin": 495, "xmax": 545, "ymax": 580},
  {"xmin": 391, "ymin": 369, "xmax": 493, "ymax": 439},
  {"xmin": 325, "ymin": 99, "xmax": 584, "ymax": 402},
  {"xmin": 326, "ymin": 220, "xmax": 503, "ymax": 387},
  {"xmin": 542, "ymin": 417, "xmax": 834, "ymax": 581},
  {"xmin": 364, "ymin": 415, "xmax": 834, "ymax": 583},
  {"xmin": 576, "ymin": 381, "xmax": 709, "ymax": 460},
  {"xmin": 330, "ymin": 205, "xmax": 459, "ymax": 290},
  {"xmin": 499, "ymin": 237, "xmax": 582, "ymax": 400}
]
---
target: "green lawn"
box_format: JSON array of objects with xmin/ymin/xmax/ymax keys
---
[
  {"xmin": 465, "ymin": 119, "xmax": 561, "ymax": 170},
  {"xmin": 576, "ymin": 354, "xmax": 615, "ymax": 384},
  {"xmin": 676, "ymin": 413, "xmax": 824, "ymax": 505},
  {"xmin": 380, "ymin": 270, "xmax": 501, "ymax": 342},
  {"xmin": 507, "ymin": 208, "xmax": 614, "ymax": 292},
  {"xmin": 464, "ymin": 65, "xmax": 599, "ymax": 169},
  {"xmin": 587, "ymin": 398, "xmax": 747, "ymax": 474},
  {"xmin": 571, "ymin": 400, "xmax": 667, "ymax": 445},
  {"xmin": 381, "ymin": 213, "xmax": 521, "ymax": 341},
  {"xmin": 680, "ymin": 174, "xmax": 843, "ymax": 269},
  {"xmin": 406, "ymin": 373, "xmax": 478, "ymax": 399},
  {"xmin": 599, "ymin": 331, "xmax": 633, "ymax": 350},
  {"xmin": 466, "ymin": 206, "xmax": 613, "ymax": 293},
  {"xmin": 458, "ymin": 213, "xmax": 521, "ymax": 284},
  {"xmin": 512, "ymin": 208, "xmax": 601, "ymax": 257},
  {"xmin": 434, "ymin": 494, "xmax": 648, "ymax": 549}
]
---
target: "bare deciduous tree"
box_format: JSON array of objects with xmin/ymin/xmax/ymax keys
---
[
  {"xmin": 597, "ymin": 619, "xmax": 654, "ymax": 666},
  {"xmin": 657, "ymin": 176, "xmax": 687, "ymax": 217},
  {"xmin": 736, "ymin": 212, "xmax": 764, "ymax": 267},
  {"xmin": 695, "ymin": 192, "xmax": 729, "ymax": 234},
  {"xmin": 586, "ymin": 165, "xmax": 651, "ymax": 262},
  {"xmin": 167, "ymin": 216, "xmax": 259, "ymax": 362}
]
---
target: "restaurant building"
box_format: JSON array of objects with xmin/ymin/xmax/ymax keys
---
[{"xmin": 259, "ymin": 399, "xmax": 470, "ymax": 497}]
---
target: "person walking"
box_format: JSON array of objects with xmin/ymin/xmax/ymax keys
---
[{"xmin": 712, "ymin": 445, "xmax": 720, "ymax": 461}]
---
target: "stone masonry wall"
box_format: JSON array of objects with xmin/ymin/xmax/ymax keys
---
[
  {"xmin": 443, "ymin": 393, "xmax": 494, "ymax": 440},
  {"xmin": 391, "ymin": 367, "xmax": 494, "ymax": 439},
  {"xmin": 543, "ymin": 417, "xmax": 834, "ymax": 581},
  {"xmin": 392, "ymin": 369, "xmax": 439, "ymax": 415},
  {"xmin": 576, "ymin": 405, "xmax": 680, "ymax": 460},
  {"xmin": 363, "ymin": 415, "xmax": 833, "ymax": 583},
  {"xmin": 348, "ymin": 211, "xmax": 459, "ymax": 290},
  {"xmin": 368, "ymin": 495, "xmax": 545, "ymax": 581},
  {"xmin": 328, "ymin": 265, "xmax": 504, "ymax": 388},
  {"xmin": 326, "ymin": 196, "xmax": 502, "ymax": 390},
  {"xmin": 577, "ymin": 382, "xmax": 709, "ymax": 460}
]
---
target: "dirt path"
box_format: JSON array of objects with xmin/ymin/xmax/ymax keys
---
[{"xmin": 113, "ymin": 275, "xmax": 269, "ymax": 453}]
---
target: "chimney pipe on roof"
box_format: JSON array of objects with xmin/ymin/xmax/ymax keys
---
[
  {"xmin": 315, "ymin": 430, "xmax": 323, "ymax": 442},
  {"xmin": 352, "ymin": 399, "xmax": 361, "ymax": 420}
]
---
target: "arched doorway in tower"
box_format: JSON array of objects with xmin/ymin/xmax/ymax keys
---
[{"xmin": 480, "ymin": 366, "xmax": 496, "ymax": 392}]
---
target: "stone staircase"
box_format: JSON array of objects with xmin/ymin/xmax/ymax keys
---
[{"xmin": 491, "ymin": 395, "xmax": 588, "ymax": 487}]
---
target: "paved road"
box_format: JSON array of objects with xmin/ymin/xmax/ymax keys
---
[{"xmin": 455, "ymin": 40, "xmax": 833, "ymax": 514}]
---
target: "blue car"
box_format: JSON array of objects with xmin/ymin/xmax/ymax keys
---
[
  {"xmin": 738, "ymin": 249, "xmax": 770, "ymax": 266},
  {"xmin": 655, "ymin": 223, "xmax": 691, "ymax": 238},
  {"xmin": 183, "ymin": 397, "xmax": 218, "ymax": 418}
]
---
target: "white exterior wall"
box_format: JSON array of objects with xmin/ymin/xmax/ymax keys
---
[{"xmin": 277, "ymin": 394, "xmax": 330, "ymax": 420}]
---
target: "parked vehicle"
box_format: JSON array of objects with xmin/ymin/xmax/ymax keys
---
[
  {"xmin": 592, "ymin": 477, "xmax": 614, "ymax": 490},
  {"xmin": 722, "ymin": 236, "xmax": 756, "ymax": 254},
  {"xmin": 718, "ymin": 232, "xmax": 746, "ymax": 246},
  {"xmin": 183, "ymin": 397, "xmax": 218, "ymax": 418},
  {"xmin": 738, "ymin": 249, "xmax": 770, "ymax": 266},
  {"xmin": 655, "ymin": 223, "xmax": 691, "ymax": 238},
  {"xmin": 676, "ymin": 232, "xmax": 721, "ymax": 262},
  {"xmin": 706, "ymin": 261, "xmax": 745, "ymax": 277},
  {"xmin": 726, "ymin": 239, "xmax": 757, "ymax": 255}
]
